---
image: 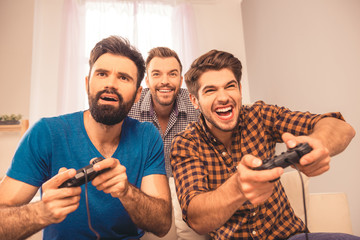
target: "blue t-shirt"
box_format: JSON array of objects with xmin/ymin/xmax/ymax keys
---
[{"xmin": 7, "ymin": 111, "xmax": 166, "ymax": 240}]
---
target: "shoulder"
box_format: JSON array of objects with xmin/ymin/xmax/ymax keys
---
[
  {"xmin": 40, "ymin": 111, "xmax": 82, "ymax": 125},
  {"xmin": 241, "ymin": 100, "xmax": 284, "ymax": 118},
  {"xmin": 128, "ymin": 88, "xmax": 151, "ymax": 118},
  {"xmin": 178, "ymin": 88, "xmax": 192, "ymax": 104},
  {"xmin": 30, "ymin": 112, "xmax": 83, "ymax": 134},
  {"xmin": 178, "ymin": 88, "xmax": 200, "ymax": 120},
  {"xmin": 173, "ymin": 120, "xmax": 200, "ymax": 142}
]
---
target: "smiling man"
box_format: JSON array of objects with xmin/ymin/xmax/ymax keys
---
[
  {"xmin": 0, "ymin": 36, "xmax": 171, "ymax": 240},
  {"xmin": 128, "ymin": 47, "xmax": 204, "ymax": 240},
  {"xmin": 170, "ymin": 50, "xmax": 356, "ymax": 239}
]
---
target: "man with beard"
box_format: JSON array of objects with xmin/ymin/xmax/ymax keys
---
[
  {"xmin": 0, "ymin": 36, "xmax": 171, "ymax": 240},
  {"xmin": 170, "ymin": 50, "xmax": 357, "ymax": 239},
  {"xmin": 128, "ymin": 47, "xmax": 203, "ymax": 240}
]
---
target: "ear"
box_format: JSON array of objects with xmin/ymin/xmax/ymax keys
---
[
  {"xmin": 189, "ymin": 93, "xmax": 200, "ymax": 110},
  {"xmin": 134, "ymin": 86, "xmax": 143, "ymax": 104},
  {"xmin": 180, "ymin": 76, "xmax": 184, "ymax": 87},
  {"xmin": 145, "ymin": 75, "xmax": 150, "ymax": 88},
  {"xmin": 85, "ymin": 76, "xmax": 89, "ymax": 94}
]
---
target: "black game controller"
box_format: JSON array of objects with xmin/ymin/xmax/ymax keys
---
[
  {"xmin": 59, "ymin": 157, "xmax": 110, "ymax": 188},
  {"xmin": 254, "ymin": 143, "xmax": 313, "ymax": 171}
]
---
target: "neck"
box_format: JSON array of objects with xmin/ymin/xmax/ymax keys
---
[
  {"xmin": 203, "ymin": 119, "xmax": 233, "ymax": 152},
  {"xmin": 152, "ymin": 99, "xmax": 176, "ymax": 135},
  {"xmin": 84, "ymin": 111, "xmax": 123, "ymax": 157},
  {"xmin": 213, "ymin": 128, "xmax": 233, "ymax": 152},
  {"xmin": 152, "ymin": 100, "xmax": 174, "ymax": 119}
]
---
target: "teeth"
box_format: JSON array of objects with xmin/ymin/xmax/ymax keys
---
[
  {"xmin": 158, "ymin": 89, "xmax": 172, "ymax": 93},
  {"xmin": 216, "ymin": 106, "xmax": 232, "ymax": 113}
]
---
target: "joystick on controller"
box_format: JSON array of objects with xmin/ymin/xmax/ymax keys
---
[
  {"xmin": 254, "ymin": 143, "xmax": 312, "ymax": 171},
  {"xmin": 59, "ymin": 157, "xmax": 110, "ymax": 188}
]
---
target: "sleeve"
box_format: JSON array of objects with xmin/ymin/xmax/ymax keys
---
[
  {"xmin": 143, "ymin": 123, "xmax": 166, "ymax": 176},
  {"xmin": 254, "ymin": 101, "xmax": 344, "ymax": 142},
  {"xmin": 6, "ymin": 119, "xmax": 52, "ymax": 187},
  {"xmin": 170, "ymin": 132, "xmax": 208, "ymax": 222}
]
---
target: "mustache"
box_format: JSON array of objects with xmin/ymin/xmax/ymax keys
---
[{"xmin": 95, "ymin": 88, "xmax": 123, "ymax": 102}]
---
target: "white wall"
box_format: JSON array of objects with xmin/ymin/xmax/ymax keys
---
[
  {"xmin": 242, "ymin": 0, "xmax": 360, "ymax": 235},
  {"xmin": 190, "ymin": 0, "xmax": 251, "ymax": 104},
  {"xmin": 0, "ymin": 0, "xmax": 34, "ymax": 178}
]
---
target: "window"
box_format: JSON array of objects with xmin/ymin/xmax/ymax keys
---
[{"xmin": 85, "ymin": 1, "xmax": 175, "ymax": 80}]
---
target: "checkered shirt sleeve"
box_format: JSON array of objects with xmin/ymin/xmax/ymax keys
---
[{"xmin": 170, "ymin": 100, "xmax": 344, "ymax": 239}]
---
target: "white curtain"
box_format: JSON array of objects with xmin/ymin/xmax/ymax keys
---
[{"xmin": 30, "ymin": 0, "xmax": 198, "ymax": 124}]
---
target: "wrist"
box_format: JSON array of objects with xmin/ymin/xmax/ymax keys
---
[{"xmin": 112, "ymin": 181, "xmax": 130, "ymax": 199}]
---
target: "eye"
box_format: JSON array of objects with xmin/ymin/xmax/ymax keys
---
[
  {"xmin": 152, "ymin": 72, "xmax": 160, "ymax": 77},
  {"xmin": 226, "ymin": 82, "xmax": 238, "ymax": 89},
  {"xmin": 204, "ymin": 89, "xmax": 215, "ymax": 94},
  {"xmin": 119, "ymin": 75, "xmax": 129, "ymax": 81},
  {"xmin": 97, "ymin": 72, "xmax": 106, "ymax": 77},
  {"xmin": 169, "ymin": 72, "xmax": 178, "ymax": 77}
]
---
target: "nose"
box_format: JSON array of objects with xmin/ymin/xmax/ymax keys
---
[
  {"xmin": 105, "ymin": 73, "xmax": 118, "ymax": 89},
  {"xmin": 160, "ymin": 75, "xmax": 169, "ymax": 85},
  {"xmin": 216, "ymin": 89, "xmax": 230, "ymax": 104}
]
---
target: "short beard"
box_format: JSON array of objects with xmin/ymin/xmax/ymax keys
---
[{"xmin": 88, "ymin": 88, "xmax": 136, "ymax": 126}]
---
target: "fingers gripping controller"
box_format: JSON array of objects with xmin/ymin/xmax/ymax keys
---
[
  {"xmin": 254, "ymin": 143, "xmax": 313, "ymax": 171},
  {"xmin": 59, "ymin": 157, "xmax": 110, "ymax": 188}
]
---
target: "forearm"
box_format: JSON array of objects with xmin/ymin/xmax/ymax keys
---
[
  {"xmin": 119, "ymin": 184, "xmax": 172, "ymax": 237},
  {"xmin": 0, "ymin": 202, "xmax": 47, "ymax": 240},
  {"xmin": 310, "ymin": 117, "xmax": 355, "ymax": 156},
  {"xmin": 187, "ymin": 173, "xmax": 246, "ymax": 234}
]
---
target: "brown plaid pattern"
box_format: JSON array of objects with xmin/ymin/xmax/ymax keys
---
[
  {"xmin": 170, "ymin": 101, "xmax": 343, "ymax": 239},
  {"xmin": 128, "ymin": 88, "xmax": 200, "ymax": 177}
]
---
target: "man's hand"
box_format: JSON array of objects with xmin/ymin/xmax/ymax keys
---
[
  {"xmin": 91, "ymin": 158, "xmax": 129, "ymax": 198},
  {"xmin": 282, "ymin": 132, "xmax": 330, "ymax": 177},
  {"xmin": 40, "ymin": 168, "xmax": 81, "ymax": 224},
  {"xmin": 236, "ymin": 155, "xmax": 283, "ymax": 205}
]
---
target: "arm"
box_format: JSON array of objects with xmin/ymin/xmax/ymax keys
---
[
  {"xmin": 0, "ymin": 169, "xmax": 81, "ymax": 240},
  {"xmin": 309, "ymin": 117, "xmax": 355, "ymax": 156},
  {"xmin": 185, "ymin": 156, "xmax": 283, "ymax": 234},
  {"xmin": 92, "ymin": 158, "xmax": 172, "ymax": 237},
  {"xmin": 282, "ymin": 117, "xmax": 355, "ymax": 176}
]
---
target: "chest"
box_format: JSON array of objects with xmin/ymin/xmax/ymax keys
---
[{"xmin": 199, "ymin": 127, "xmax": 277, "ymax": 189}]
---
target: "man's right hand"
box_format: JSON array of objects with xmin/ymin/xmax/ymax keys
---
[
  {"xmin": 236, "ymin": 154, "xmax": 283, "ymax": 205},
  {"xmin": 38, "ymin": 168, "xmax": 81, "ymax": 224}
]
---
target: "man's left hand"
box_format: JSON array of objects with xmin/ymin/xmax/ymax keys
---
[
  {"xmin": 282, "ymin": 132, "xmax": 330, "ymax": 177},
  {"xmin": 91, "ymin": 158, "xmax": 129, "ymax": 198}
]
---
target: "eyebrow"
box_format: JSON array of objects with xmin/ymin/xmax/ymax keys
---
[
  {"xmin": 201, "ymin": 79, "xmax": 238, "ymax": 92},
  {"xmin": 94, "ymin": 68, "xmax": 135, "ymax": 81},
  {"xmin": 226, "ymin": 79, "xmax": 238, "ymax": 86},
  {"xmin": 151, "ymin": 69, "xmax": 179, "ymax": 73}
]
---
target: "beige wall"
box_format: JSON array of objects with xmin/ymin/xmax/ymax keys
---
[
  {"xmin": 0, "ymin": 0, "xmax": 34, "ymax": 177},
  {"xmin": 242, "ymin": 0, "xmax": 360, "ymax": 235}
]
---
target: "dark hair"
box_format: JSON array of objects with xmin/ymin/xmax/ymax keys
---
[
  {"xmin": 184, "ymin": 50, "xmax": 242, "ymax": 97},
  {"xmin": 146, "ymin": 47, "xmax": 182, "ymax": 74},
  {"xmin": 88, "ymin": 36, "xmax": 145, "ymax": 89}
]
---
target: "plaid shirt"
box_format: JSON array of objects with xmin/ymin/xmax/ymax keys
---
[
  {"xmin": 170, "ymin": 101, "xmax": 344, "ymax": 239},
  {"xmin": 128, "ymin": 88, "xmax": 200, "ymax": 177}
]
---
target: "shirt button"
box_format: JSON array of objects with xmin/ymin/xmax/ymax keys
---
[
  {"xmin": 252, "ymin": 212, "xmax": 256, "ymax": 216},
  {"xmin": 252, "ymin": 230, "xmax": 257, "ymax": 235},
  {"xmin": 222, "ymin": 152, "xmax": 227, "ymax": 156}
]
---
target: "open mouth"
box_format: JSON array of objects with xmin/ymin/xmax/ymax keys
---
[
  {"xmin": 215, "ymin": 106, "xmax": 233, "ymax": 119},
  {"xmin": 99, "ymin": 94, "xmax": 119, "ymax": 103}
]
